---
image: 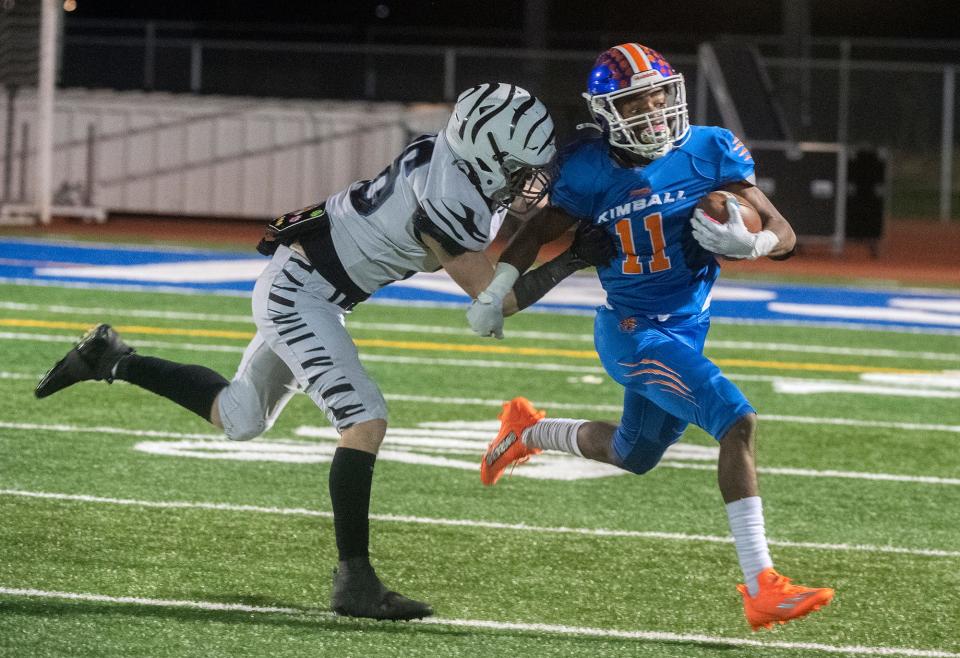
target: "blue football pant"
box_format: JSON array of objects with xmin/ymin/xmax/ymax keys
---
[{"xmin": 594, "ymin": 306, "xmax": 755, "ymax": 474}]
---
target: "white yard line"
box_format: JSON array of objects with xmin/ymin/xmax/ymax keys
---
[
  {"xmin": 707, "ymin": 339, "xmax": 960, "ymax": 363},
  {"xmin": 0, "ymin": 586, "xmax": 956, "ymax": 657},
  {"xmin": 4, "ymin": 403, "xmax": 960, "ymax": 486},
  {"xmin": 3, "ymin": 300, "xmax": 960, "ymax": 361},
  {"xmin": 1, "ymin": 489, "xmax": 957, "ymax": 559},
  {"xmin": 659, "ymin": 462, "xmax": 960, "ymax": 486},
  {"xmin": 0, "ymin": 332, "xmax": 248, "ymax": 353},
  {"xmin": 377, "ymin": 396, "xmax": 960, "ymax": 435},
  {"xmin": 0, "ymin": 300, "xmax": 252, "ymax": 324},
  {"xmin": 759, "ymin": 414, "xmax": 960, "ymax": 434},
  {"xmin": 2, "ymin": 332, "xmax": 959, "ymax": 395},
  {"xmin": 773, "ymin": 381, "xmax": 960, "ymax": 398},
  {"xmin": 0, "ymin": 372, "xmax": 34, "ymax": 380}
]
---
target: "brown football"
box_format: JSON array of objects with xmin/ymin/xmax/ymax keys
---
[{"xmin": 696, "ymin": 191, "xmax": 762, "ymax": 233}]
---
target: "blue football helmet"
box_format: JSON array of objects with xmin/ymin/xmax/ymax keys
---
[{"xmin": 584, "ymin": 43, "xmax": 689, "ymax": 160}]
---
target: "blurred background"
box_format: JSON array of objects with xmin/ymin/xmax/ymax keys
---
[{"xmin": 1, "ymin": 0, "xmax": 958, "ymax": 268}]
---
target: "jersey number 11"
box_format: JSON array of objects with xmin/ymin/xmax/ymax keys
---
[{"xmin": 614, "ymin": 213, "xmax": 672, "ymax": 275}]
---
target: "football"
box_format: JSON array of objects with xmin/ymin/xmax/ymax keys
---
[{"xmin": 696, "ymin": 191, "xmax": 762, "ymax": 233}]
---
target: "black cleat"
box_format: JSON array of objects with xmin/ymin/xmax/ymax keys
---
[
  {"xmin": 35, "ymin": 324, "xmax": 135, "ymax": 399},
  {"xmin": 331, "ymin": 558, "xmax": 433, "ymax": 621}
]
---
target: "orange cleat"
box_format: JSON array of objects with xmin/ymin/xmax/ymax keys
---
[
  {"xmin": 738, "ymin": 568, "xmax": 834, "ymax": 631},
  {"xmin": 480, "ymin": 397, "xmax": 545, "ymax": 486}
]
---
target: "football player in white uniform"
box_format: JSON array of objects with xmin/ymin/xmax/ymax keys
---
[{"xmin": 35, "ymin": 83, "xmax": 580, "ymax": 620}]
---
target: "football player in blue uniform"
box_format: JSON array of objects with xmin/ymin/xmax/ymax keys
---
[{"xmin": 469, "ymin": 43, "xmax": 834, "ymax": 631}]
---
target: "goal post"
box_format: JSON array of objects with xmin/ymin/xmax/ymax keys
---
[
  {"xmin": 1, "ymin": 0, "xmax": 101, "ymax": 225},
  {"xmin": 36, "ymin": 0, "xmax": 56, "ymax": 223}
]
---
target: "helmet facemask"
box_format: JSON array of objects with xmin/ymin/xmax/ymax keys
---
[
  {"xmin": 485, "ymin": 133, "xmax": 551, "ymax": 215},
  {"xmin": 500, "ymin": 164, "xmax": 551, "ymax": 216},
  {"xmin": 584, "ymin": 42, "xmax": 690, "ymax": 160},
  {"xmin": 586, "ymin": 74, "xmax": 688, "ymax": 160}
]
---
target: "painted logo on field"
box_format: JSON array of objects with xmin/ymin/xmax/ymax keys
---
[{"xmin": 133, "ymin": 420, "xmax": 719, "ymax": 480}]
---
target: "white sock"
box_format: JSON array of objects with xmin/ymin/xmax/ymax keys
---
[
  {"xmin": 521, "ymin": 419, "xmax": 585, "ymax": 457},
  {"xmin": 726, "ymin": 496, "xmax": 774, "ymax": 597}
]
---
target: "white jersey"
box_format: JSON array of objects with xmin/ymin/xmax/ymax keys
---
[{"xmin": 322, "ymin": 131, "xmax": 505, "ymax": 294}]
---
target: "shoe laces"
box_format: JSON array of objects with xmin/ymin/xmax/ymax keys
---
[{"xmin": 764, "ymin": 571, "xmax": 804, "ymax": 595}]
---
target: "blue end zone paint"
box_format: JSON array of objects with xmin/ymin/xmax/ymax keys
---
[
  {"xmin": 0, "ymin": 238, "xmax": 258, "ymax": 265},
  {"xmin": 2, "ymin": 238, "xmax": 959, "ymax": 334}
]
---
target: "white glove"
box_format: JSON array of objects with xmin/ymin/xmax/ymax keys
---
[
  {"xmin": 466, "ymin": 262, "xmax": 519, "ymax": 339},
  {"xmin": 467, "ymin": 290, "xmax": 505, "ymax": 339},
  {"xmin": 690, "ymin": 196, "xmax": 779, "ymax": 260}
]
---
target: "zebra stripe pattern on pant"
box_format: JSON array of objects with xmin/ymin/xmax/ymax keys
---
[{"xmin": 249, "ymin": 247, "xmax": 386, "ymax": 431}]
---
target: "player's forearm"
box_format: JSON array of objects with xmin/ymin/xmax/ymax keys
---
[
  {"xmin": 763, "ymin": 215, "xmax": 796, "ymax": 258},
  {"xmin": 498, "ymin": 205, "xmax": 577, "ymax": 275},
  {"xmin": 421, "ymin": 233, "xmax": 496, "ymax": 298},
  {"xmin": 498, "ymin": 228, "xmax": 545, "ymax": 275},
  {"xmin": 504, "ymin": 250, "xmax": 584, "ymax": 315}
]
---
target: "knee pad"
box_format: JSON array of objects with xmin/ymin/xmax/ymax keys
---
[
  {"xmin": 224, "ymin": 418, "xmax": 267, "ymax": 442},
  {"xmin": 217, "ymin": 382, "xmax": 269, "ymax": 441}
]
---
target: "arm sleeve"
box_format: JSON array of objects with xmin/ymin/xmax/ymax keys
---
[
  {"xmin": 717, "ymin": 129, "xmax": 756, "ymax": 185},
  {"xmin": 414, "ymin": 197, "xmax": 490, "ymax": 256}
]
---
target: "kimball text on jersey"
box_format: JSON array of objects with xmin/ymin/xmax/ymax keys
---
[{"xmin": 597, "ymin": 191, "xmax": 687, "ymax": 223}]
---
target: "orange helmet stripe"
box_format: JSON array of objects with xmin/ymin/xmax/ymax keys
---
[{"xmin": 620, "ymin": 43, "xmax": 653, "ymax": 73}]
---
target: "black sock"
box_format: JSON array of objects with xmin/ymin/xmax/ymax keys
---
[
  {"xmin": 115, "ymin": 354, "xmax": 229, "ymax": 422},
  {"xmin": 329, "ymin": 447, "xmax": 376, "ymax": 562}
]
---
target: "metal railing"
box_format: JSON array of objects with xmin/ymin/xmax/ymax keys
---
[
  {"xmin": 53, "ymin": 29, "xmax": 958, "ymax": 221},
  {"xmin": 3, "ymin": 21, "xmax": 957, "ymax": 222}
]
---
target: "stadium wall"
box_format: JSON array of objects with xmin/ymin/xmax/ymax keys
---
[{"xmin": 0, "ymin": 89, "xmax": 449, "ymax": 219}]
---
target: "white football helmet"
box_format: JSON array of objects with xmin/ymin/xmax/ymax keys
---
[
  {"xmin": 445, "ymin": 83, "xmax": 556, "ymax": 213},
  {"xmin": 584, "ymin": 43, "xmax": 689, "ymax": 160}
]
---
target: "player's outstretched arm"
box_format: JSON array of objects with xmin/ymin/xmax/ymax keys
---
[
  {"xmin": 496, "ymin": 206, "xmax": 580, "ymax": 315},
  {"xmin": 421, "ymin": 232, "xmax": 516, "ymax": 339},
  {"xmin": 508, "ymin": 221, "xmax": 615, "ymax": 313},
  {"xmin": 463, "ymin": 206, "xmax": 616, "ymax": 338},
  {"xmin": 460, "ymin": 206, "xmax": 577, "ymax": 338}
]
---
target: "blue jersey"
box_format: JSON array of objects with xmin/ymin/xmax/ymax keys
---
[{"xmin": 550, "ymin": 126, "xmax": 755, "ymax": 317}]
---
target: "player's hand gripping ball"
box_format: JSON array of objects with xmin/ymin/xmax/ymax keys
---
[
  {"xmin": 695, "ymin": 191, "xmax": 762, "ymax": 232},
  {"xmin": 691, "ymin": 191, "xmax": 776, "ymax": 259}
]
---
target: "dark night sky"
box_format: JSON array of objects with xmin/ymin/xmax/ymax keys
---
[{"xmin": 68, "ymin": 1, "xmax": 960, "ymax": 41}]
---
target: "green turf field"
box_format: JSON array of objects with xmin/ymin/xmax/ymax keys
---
[{"xmin": 1, "ymin": 281, "xmax": 958, "ymax": 657}]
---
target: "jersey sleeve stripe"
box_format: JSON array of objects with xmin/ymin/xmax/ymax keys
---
[
  {"xmin": 439, "ymin": 200, "xmax": 485, "ymax": 242},
  {"xmin": 423, "ymin": 200, "xmax": 464, "ymax": 241},
  {"xmin": 414, "ymin": 207, "xmax": 469, "ymax": 257}
]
